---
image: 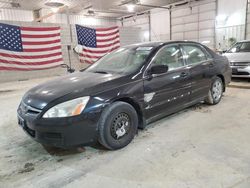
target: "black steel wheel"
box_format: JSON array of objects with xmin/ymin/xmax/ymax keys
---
[
  {"xmin": 98, "ymin": 102, "xmax": 138, "ymax": 150},
  {"xmin": 110, "ymin": 112, "xmax": 131, "ymax": 140}
]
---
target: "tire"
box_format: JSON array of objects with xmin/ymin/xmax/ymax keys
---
[
  {"xmin": 205, "ymin": 76, "xmax": 224, "ymax": 105},
  {"xmin": 98, "ymin": 102, "xmax": 138, "ymax": 150}
]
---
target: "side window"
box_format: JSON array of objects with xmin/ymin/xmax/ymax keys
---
[
  {"xmin": 182, "ymin": 45, "xmax": 208, "ymax": 65},
  {"xmin": 152, "ymin": 45, "xmax": 184, "ymax": 70},
  {"xmin": 230, "ymin": 42, "xmax": 250, "ymax": 52}
]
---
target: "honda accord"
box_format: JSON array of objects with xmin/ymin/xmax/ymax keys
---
[{"xmin": 17, "ymin": 41, "xmax": 231, "ymax": 150}]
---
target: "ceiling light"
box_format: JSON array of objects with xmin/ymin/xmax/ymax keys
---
[
  {"xmin": 45, "ymin": 2, "xmax": 65, "ymax": 13},
  {"xmin": 45, "ymin": 2, "xmax": 65, "ymax": 7},
  {"xmin": 126, "ymin": 4, "xmax": 135, "ymax": 12}
]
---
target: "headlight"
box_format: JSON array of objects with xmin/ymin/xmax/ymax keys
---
[{"xmin": 43, "ymin": 96, "xmax": 90, "ymax": 118}]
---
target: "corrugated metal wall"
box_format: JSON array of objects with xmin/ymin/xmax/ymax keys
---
[
  {"xmin": 216, "ymin": 25, "xmax": 245, "ymax": 50},
  {"xmin": 150, "ymin": 8, "xmax": 171, "ymax": 42},
  {"xmin": 0, "ymin": 8, "xmax": 119, "ymax": 26},
  {"xmin": 216, "ymin": 0, "xmax": 247, "ymax": 50},
  {"xmin": 171, "ymin": 0, "xmax": 216, "ymax": 49},
  {"xmin": 0, "ymin": 9, "xmax": 33, "ymax": 22},
  {"xmin": 69, "ymin": 15, "xmax": 117, "ymax": 26},
  {"xmin": 120, "ymin": 1, "xmax": 216, "ymax": 48},
  {"xmin": 39, "ymin": 9, "xmax": 118, "ymax": 26},
  {"xmin": 121, "ymin": 13, "xmax": 150, "ymax": 42},
  {"xmin": 246, "ymin": 0, "xmax": 250, "ymax": 39}
]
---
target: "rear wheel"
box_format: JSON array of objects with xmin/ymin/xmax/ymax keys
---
[
  {"xmin": 205, "ymin": 76, "xmax": 223, "ymax": 105},
  {"xmin": 98, "ymin": 102, "xmax": 138, "ymax": 150}
]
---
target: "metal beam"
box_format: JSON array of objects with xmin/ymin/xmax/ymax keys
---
[
  {"xmin": 33, "ymin": 5, "xmax": 67, "ymax": 22},
  {"xmin": 136, "ymin": 3, "xmax": 169, "ymax": 10}
]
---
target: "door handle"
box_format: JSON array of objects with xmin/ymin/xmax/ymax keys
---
[
  {"xmin": 180, "ymin": 72, "xmax": 188, "ymax": 78},
  {"xmin": 208, "ymin": 62, "xmax": 214, "ymax": 67},
  {"xmin": 203, "ymin": 61, "xmax": 214, "ymax": 67}
]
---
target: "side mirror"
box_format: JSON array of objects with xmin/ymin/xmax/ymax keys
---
[{"xmin": 149, "ymin": 64, "xmax": 169, "ymax": 75}]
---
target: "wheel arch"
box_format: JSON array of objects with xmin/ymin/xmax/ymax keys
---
[
  {"xmin": 113, "ymin": 97, "xmax": 146, "ymax": 129},
  {"xmin": 216, "ymin": 74, "xmax": 225, "ymax": 92}
]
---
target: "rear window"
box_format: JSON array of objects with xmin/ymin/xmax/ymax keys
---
[{"xmin": 228, "ymin": 42, "xmax": 250, "ymax": 53}]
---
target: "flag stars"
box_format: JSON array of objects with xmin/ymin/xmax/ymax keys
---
[
  {"xmin": 76, "ymin": 25, "xmax": 97, "ymax": 48},
  {"xmin": 0, "ymin": 23, "xmax": 23, "ymax": 52}
]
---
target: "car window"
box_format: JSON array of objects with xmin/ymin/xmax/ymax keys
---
[
  {"xmin": 182, "ymin": 45, "xmax": 207, "ymax": 65},
  {"xmin": 228, "ymin": 42, "xmax": 250, "ymax": 53},
  {"xmin": 152, "ymin": 45, "xmax": 184, "ymax": 70}
]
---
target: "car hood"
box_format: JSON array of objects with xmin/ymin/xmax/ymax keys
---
[
  {"xmin": 224, "ymin": 52, "xmax": 250, "ymax": 62},
  {"xmin": 22, "ymin": 71, "xmax": 123, "ymax": 109}
]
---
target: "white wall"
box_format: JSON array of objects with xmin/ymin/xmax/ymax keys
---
[
  {"xmin": 217, "ymin": 0, "xmax": 246, "ymax": 27},
  {"xmin": 121, "ymin": 13, "xmax": 150, "ymax": 42},
  {"xmin": 39, "ymin": 8, "xmax": 118, "ymax": 26},
  {"xmin": 171, "ymin": 0, "xmax": 216, "ymax": 49},
  {"xmin": 69, "ymin": 15, "xmax": 117, "ymax": 26},
  {"xmin": 216, "ymin": 0, "xmax": 247, "ymax": 50},
  {"xmin": 150, "ymin": 8, "xmax": 170, "ymax": 41},
  {"xmin": 120, "ymin": 0, "xmax": 216, "ymax": 49},
  {"xmin": 246, "ymin": 0, "xmax": 250, "ymax": 39},
  {"xmin": 0, "ymin": 9, "xmax": 33, "ymax": 22}
]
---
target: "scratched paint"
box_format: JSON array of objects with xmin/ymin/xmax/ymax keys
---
[{"xmin": 144, "ymin": 92, "xmax": 156, "ymax": 103}]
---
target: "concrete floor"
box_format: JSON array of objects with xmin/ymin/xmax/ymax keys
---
[{"xmin": 0, "ymin": 77, "xmax": 250, "ymax": 188}]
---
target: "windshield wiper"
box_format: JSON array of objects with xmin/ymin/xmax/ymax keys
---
[
  {"xmin": 93, "ymin": 70, "xmax": 109, "ymax": 74},
  {"xmin": 80, "ymin": 68, "xmax": 87, "ymax": 72}
]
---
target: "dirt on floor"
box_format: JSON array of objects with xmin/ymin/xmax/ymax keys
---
[{"xmin": 0, "ymin": 77, "xmax": 250, "ymax": 188}]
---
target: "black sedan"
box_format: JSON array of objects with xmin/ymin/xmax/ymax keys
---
[{"xmin": 17, "ymin": 41, "xmax": 232, "ymax": 150}]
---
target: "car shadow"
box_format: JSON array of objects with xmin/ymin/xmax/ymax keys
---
[
  {"xmin": 42, "ymin": 145, "xmax": 86, "ymax": 156},
  {"xmin": 42, "ymin": 142, "xmax": 108, "ymax": 156},
  {"xmin": 41, "ymin": 103, "xmax": 210, "ymax": 156},
  {"xmin": 144, "ymin": 102, "xmax": 210, "ymax": 131},
  {"xmin": 230, "ymin": 78, "xmax": 250, "ymax": 89},
  {"xmin": 231, "ymin": 77, "xmax": 250, "ymax": 83}
]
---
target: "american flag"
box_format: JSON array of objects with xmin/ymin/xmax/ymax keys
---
[
  {"xmin": 76, "ymin": 25, "xmax": 120, "ymax": 64},
  {"xmin": 0, "ymin": 23, "xmax": 63, "ymax": 71}
]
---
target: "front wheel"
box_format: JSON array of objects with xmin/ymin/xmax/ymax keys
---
[
  {"xmin": 98, "ymin": 102, "xmax": 138, "ymax": 150},
  {"xmin": 205, "ymin": 76, "xmax": 224, "ymax": 105}
]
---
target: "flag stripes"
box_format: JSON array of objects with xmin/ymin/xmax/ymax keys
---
[
  {"xmin": 76, "ymin": 25, "xmax": 120, "ymax": 64},
  {"xmin": 0, "ymin": 23, "xmax": 63, "ymax": 71}
]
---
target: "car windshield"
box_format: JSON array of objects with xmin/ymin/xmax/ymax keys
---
[
  {"xmin": 85, "ymin": 47, "xmax": 153, "ymax": 75},
  {"xmin": 228, "ymin": 42, "xmax": 250, "ymax": 53}
]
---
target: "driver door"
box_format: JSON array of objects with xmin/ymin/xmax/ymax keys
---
[{"xmin": 143, "ymin": 44, "xmax": 192, "ymax": 122}]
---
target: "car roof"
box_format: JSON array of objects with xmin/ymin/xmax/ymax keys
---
[
  {"xmin": 124, "ymin": 41, "xmax": 204, "ymax": 49},
  {"xmin": 236, "ymin": 40, "xmax": 250, "ymax": 43}
]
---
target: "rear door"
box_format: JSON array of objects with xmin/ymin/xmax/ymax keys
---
[
  {"xmin": 143, "ymin": 44, "xmax": 192, "ymax": 122},
  {"xmin": 181, "ymin": 44, "xmax": 213, "ymax": 101}
]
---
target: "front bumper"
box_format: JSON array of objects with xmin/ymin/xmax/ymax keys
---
[
  {"xmin": 231, "ymin": 65, "xmax": 250, "ymax": 78},
  {"xmin": 17, "ymin": 107, "xmax": 101, "ymax": 148}
]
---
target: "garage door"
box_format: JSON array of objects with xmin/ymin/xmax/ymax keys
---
[{"xmin": 171, "ymin": 0, "xmax": 216, "ymax": 49}]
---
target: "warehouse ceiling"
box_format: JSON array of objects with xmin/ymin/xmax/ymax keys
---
[{"xmin": 0, "ymin": 0, "xmax": 184, "ymax": 18}]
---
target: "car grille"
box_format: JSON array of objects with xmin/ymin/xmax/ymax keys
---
[
  {"xmin": 230, "ymin": 62, "xmax": 250, "ymax": 68},
  {"xmin": 236, "ymin": 72, "xmax": 250, "ymax": 75},
  {"xmin": 19, "ymin": 101, "xmax": 42, "ymax": 115}
]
